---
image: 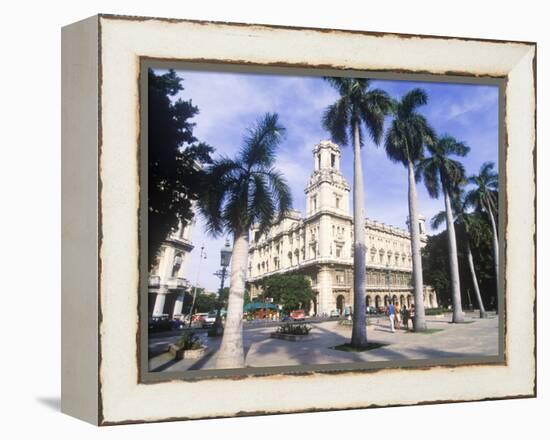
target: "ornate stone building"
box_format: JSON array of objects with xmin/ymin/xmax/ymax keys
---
[
  {"xmin": 148, "ymin": 219, "xmax": 195, "ymax": 317},
  {"xmin": 247, "ymin": 140, "xmax": 437, "ymax": 315}
]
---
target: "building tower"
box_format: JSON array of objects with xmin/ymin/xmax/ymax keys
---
[
  {"xmin": 305, "ymin": 140, "xmax": 351, "ymax": 218},
  {"xmin": 304, "ymin": 141, "xmax": 353, "ymax": 314}
]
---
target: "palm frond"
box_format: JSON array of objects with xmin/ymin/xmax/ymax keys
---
[
  {"xmin": 438, "ymin": 135, "xmax": 470, "ymax": 157},
  {"xmin": 265, "ymin": 169, "xmax": 292, "ymax": 223},
  {"xmin": 416, "ymin": 158, "xmax": 440, "ymax": 198},
  {"xmin": 358, "ymin": 88, "xmax": 392, "ymax": 145},
  {"xmin": 322, "ymin": 98, "xmax": 350, "ymax": 146},
  {"xmin": 249, "ymin": 173, "xmax": 275, "ymax": 235},
  {"xmin": 397, "ymin": 88, "xmax": 428, "ymax": 119},
  {"xmin": 240, "ymin": 112, "xmax": 285, "ymax": 169},
  {"xmin": 197, "ymin": 158, "xmax": 241, "ymax": 236},
  {"xmin": 383, "ymin": 88, "xmax": 433, "ymax": 166},
  {"xmin": 430, "ymin": 210, "xmax": 446, "ymax": 229}
]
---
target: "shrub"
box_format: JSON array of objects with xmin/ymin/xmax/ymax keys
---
[
  {"xmin": 338, "ymin": 318, "xmax": 371, "ymax": 326},
  {"xmin": 176, "ymin": 332, "xmax": 203, "ymax": 350},
  {"xmin": 425, "ymin": 307, "xmax": 450, "ymax": 316},
  {"xmin": 276, "ymin": 323, "xmax": 312, "ymax": 335}
]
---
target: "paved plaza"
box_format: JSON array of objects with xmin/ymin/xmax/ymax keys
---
[{"xmin": 150, "ymin": 312, "xmax": 499, "ymax": 372}]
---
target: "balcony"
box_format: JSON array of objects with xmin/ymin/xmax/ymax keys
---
[
  {"xmin": 167, "ymin": 277, "xmax": 190, "ymax": 290},
  {"xmin": 148, "ymin": 275, "xmax": 161, "ymax": 288}
]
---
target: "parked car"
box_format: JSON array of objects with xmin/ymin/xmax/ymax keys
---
[
  {"xmin": 329, "ymin": 310, "xmax": 340, "ymax": 318},
  {"xmin": 290, "ymin": 309, "xmax": 306, "ymax": 320},
  {"xmin": 191, "ymin": 312, "xmax": 209, "ymax": 326},
  {"xmin": 148, "ymin": 315, "xmax": 172, "ymax": 333},
  {"xmin": 170, "ymin": 318, "xmax": 185, "ymax": 330},
  {"xmin": 201, "ymin": 311, "xmax": 217, "ymax": 328},
  {"xmin": 366, "ymin": 306, "xmax": 378, "ymax": 315}
]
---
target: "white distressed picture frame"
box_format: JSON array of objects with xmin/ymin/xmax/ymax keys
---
[{"xmin": 61, "ymin": 14, "xmax": 536, "ymax": 425}]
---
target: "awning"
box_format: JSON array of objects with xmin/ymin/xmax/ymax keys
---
[{"xmin": 244, "ymin": 302, "xmax": 278, "ymax": 311}]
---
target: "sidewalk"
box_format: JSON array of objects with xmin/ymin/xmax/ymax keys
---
[{"xmin": 156, "ymin": 312, "xmax": 499, "ymax": 372}]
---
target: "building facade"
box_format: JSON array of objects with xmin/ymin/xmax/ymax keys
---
[
  {"xmin": 247, "ymin": 140, "xmax": 437, "ymax": 315},
  {"xmin": 149, "ymin": 219, "xmax": 195, "ymax": 318}
]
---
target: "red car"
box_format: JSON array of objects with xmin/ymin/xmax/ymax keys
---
[{"xmin": 290, "ymin": 309, "xmax": 306, "ymax": 320}]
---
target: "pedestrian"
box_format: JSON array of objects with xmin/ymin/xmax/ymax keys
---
[
  {"xmin": 395, "ymin": 303, "xmax": 402, "ymax": 330},
  {"xmin": 402, "ymin": 306, "xmax": 409, "ymax": 330},
  {"xmin": 387, "ymin": 301, "xmax": 396, "ymax": 333}
]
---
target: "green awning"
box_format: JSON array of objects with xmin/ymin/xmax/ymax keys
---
[{"xmin": 244, "ymin": 302, "xmax": 278, "ymax": 311}]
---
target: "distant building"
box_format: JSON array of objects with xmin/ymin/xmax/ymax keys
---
[
  {"xmin": 247, "ymin": 140, "xmax": 437, "ymax": 315},
  {"xmin": 149, "ymin": 219, "xmax": 195, "ymax": 317}
]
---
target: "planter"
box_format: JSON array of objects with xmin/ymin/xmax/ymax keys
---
[
  {"xmin": 168, "ymin": 344, "xmax": 207, "ymax": 360},
  {"xmin": 339, "ymin": 319, "xmax": 374, "ymax": 327},
  {"xmin": 207, "ymin": 326, "xmax": 224, "ymax": 337},
  {"xmin": 270, "ymin": 332, "xmax": 313, "ymax": 342}
]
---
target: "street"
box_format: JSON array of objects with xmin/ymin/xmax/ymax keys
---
[{"xmin": 149, "ymin": 312, "xmax": 499, "ymax": 372}]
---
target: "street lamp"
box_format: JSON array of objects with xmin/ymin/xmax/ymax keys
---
[
  {"xmin": 210, "ymin": 239, "xmax": 232, "ymax": 337},
  {"xmin": 188, "ymin": 245, "xmax": 206, "ymax": 328}
]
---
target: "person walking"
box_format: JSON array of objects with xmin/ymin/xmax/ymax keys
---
[
  {"xmin": 402, "ymin": 306, "xmax": 410, "ymax": 330},
  {"xmin": 387, "ymin": 302, "xmax": 396, "ymax": 333},
  {"xmin": 395, "ymin": 303, "xmax": 402, "ymax": 330}
]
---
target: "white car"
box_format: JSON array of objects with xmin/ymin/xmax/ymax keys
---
[{"xmin": 201, "ymin": 311, "xmax": 217, "ymax": 328}]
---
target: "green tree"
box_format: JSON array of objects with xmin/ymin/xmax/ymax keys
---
[
  {"xmin": 199, "ymin": 113, "xmax": 292, "ymax": 368},
  {"xmin": 322, "ymin": 77, "xmax": 392, "ymax": 347},
  {"xmin": 148, "ymin": 69, "xmax": 213, "ymax": 268},
  {"xmin": 263, "ymin": 274, "xmax": 314, "ymax": 313},
  {"xmin": 423, "ymin": 218, "xmax": 497, "ymax": 313},
  {"xmin": 465, "ymin": 162, "xmax": 499, "ymax": 301},
  {"xmin": 417, "ymin": 135, "xmax": 469, "ymax": 323},
  {"xmin": 422, "ymin": 234, "xmax": 452, "ymax": 307},
  {"xmin": 384, "ymin": 88, "xmax": 435, "ymax": 331},
  {"xmin": 193, "ymin": 290, "xmax": 218, "ymax": 313},
  {"xmin": 431, "ymin": 191, "xmax": 488, "ymax": 318}
]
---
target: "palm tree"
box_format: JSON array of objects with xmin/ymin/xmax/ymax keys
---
[
  {"xmin": 322, "ymin": 77, "xmax": 392, "ymax": 347},
  {"xmin": 384, "ymin": 88, "xmax": 435, "ymax": 331},
  {"xmin": 417, "ymin": 135, "xmax": 470, "ymax": 323},
  {"xmin": 465, "ymin": 162, "xmax": 499, "ymax": 305},
  {"xmin": 199, "ymin": 113, "xmax": 292, "ymax": 368},
  {"xmin": 431, "ymin": 192, "xmax": 488, "ymax": 318}
]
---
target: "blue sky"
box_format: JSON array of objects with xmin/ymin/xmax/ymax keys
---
[{"xmin": 155, "ymin": 68, "xmax": 499, "ymax": 291}]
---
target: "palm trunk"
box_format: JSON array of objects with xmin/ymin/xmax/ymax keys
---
[
  {"xmin": 443, "ymin": 188, "xmax": 464, "ymax": 323},
  {"xmin": 350, "ymin": 121, "xmax": 368, "ymax": 347},
  {"xmin": 215, "ymin": 230, "xmax": 249, "ymax": 368},
  {"xmin": 407, "ymin": 160, "xmax": 427, "ymax": 331},
  {"xmin": 465, "ymin": 239, "xmax": 487, "ymax": 318},
  {"xmin": 487, "ymin": 205, "xmax": 499, "ymax": 312}
]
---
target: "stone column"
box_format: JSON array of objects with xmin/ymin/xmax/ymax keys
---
[
  {"xmin": 173, "ymin": 293, "xmax": 185, "ymax": 316},
  {"xmin": 317, "ymin": 266, "xmax": 333, "ymax": 315},
  {"xmin": 152, "ymin": 289, "xmax": 167, "ymax": 317}
]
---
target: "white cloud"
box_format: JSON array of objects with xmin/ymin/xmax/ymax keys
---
[{"xmin": 161, "ymin": 70, "xmax": 498, "ymax": 290}]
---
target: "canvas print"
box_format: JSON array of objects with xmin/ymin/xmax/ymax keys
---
[{"xmin": 145, "ymin": 66, "xmax": 501, "ymax": 374}]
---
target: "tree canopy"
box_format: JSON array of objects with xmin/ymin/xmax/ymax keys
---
[
  {"xmin": 384, "ymin": 88, "xmax": 435, "ymax": 165},
  {"xmin": 198, "ymin": 113, "xmax": 292, "ymax": 238},
  {"xmin": 148, "ymin": 68, "xmax": 213, "ymax": 268},
  {"xmin": 416, "ymin": 135, "xmax": 470, "ymax": 198},
  {"xmin": 263, "ymin": 274, "xmax": 314, "ymax": 313},
  {"xmin": 422, "ymin": 220, "xmax": 497, "ymax": 310},
  {"xmin": 322, "ymin": 77, "xmax": 393, "ymax": 148}
]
